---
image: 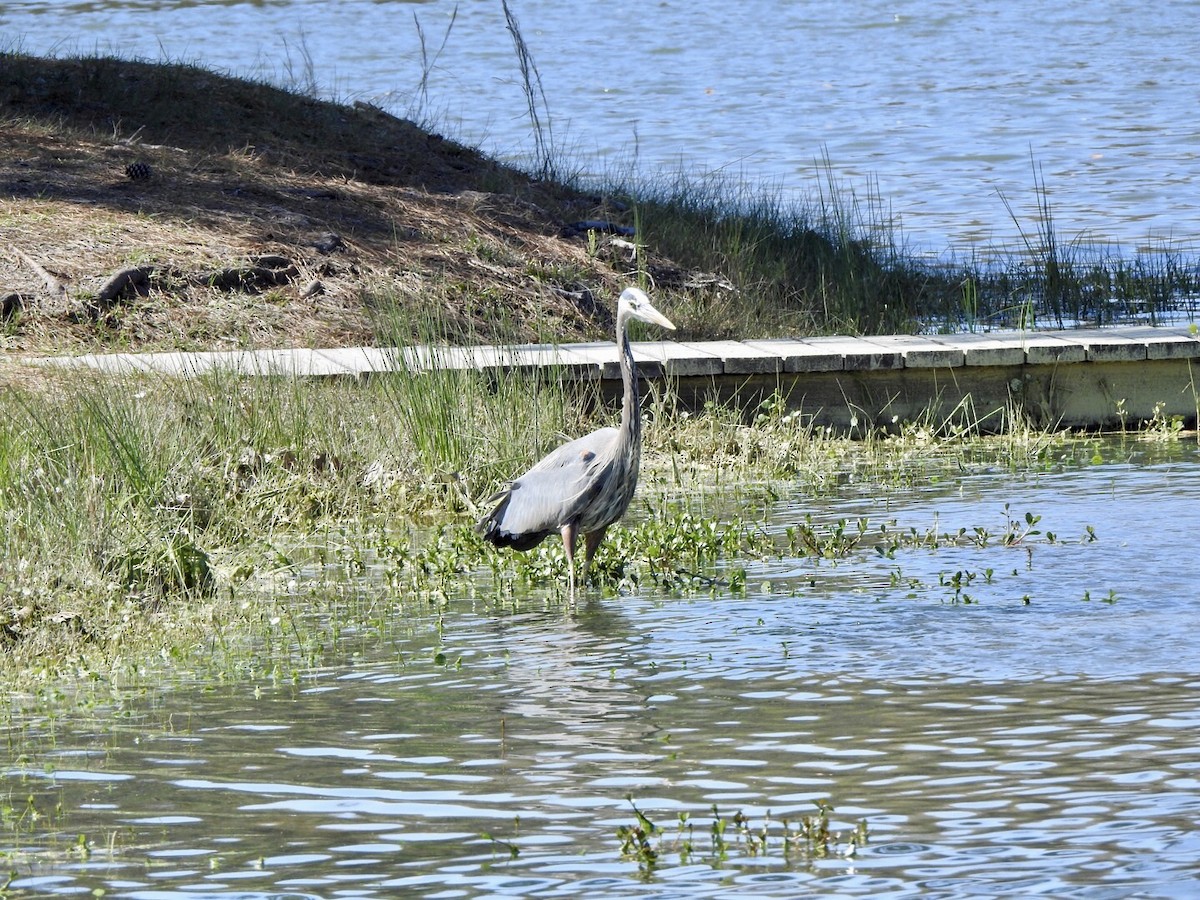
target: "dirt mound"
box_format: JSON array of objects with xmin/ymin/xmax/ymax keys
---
[{"xmin": 1, "ymin": 54, "xmax": 658, "ymax": 354}]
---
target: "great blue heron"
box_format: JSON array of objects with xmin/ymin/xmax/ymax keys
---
[{"xmin": 477, "ymin": 286, "xmax": 676, "ymax": 593}]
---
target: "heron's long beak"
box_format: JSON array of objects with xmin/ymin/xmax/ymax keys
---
[{"xmin": 640, "ymin": 303, "xmax": 676, "ymax": 330}]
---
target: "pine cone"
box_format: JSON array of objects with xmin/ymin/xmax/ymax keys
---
[{"xmin": 124, "ymin": 162, "xmax": 153, "ymax": 180}]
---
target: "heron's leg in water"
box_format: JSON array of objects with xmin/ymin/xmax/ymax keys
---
[
  {"xmin": 560, "ymin": 522, "xmax": 578, "ymax": 596},
  {"xmin": 582, "ymin": 527, "xmax": 609, "ymax": 584}
]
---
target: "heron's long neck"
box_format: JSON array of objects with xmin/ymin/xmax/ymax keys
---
[{"xmin": 617, "ymin": 310, "xmax": 641, "ymax": 453}]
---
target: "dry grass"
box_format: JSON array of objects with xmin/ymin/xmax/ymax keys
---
[{"xmin": 0, "ymin": 53, "xmax": 683, "ymax": 357}]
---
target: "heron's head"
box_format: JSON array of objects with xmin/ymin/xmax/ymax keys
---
[{"xmin": 618, "ymin": 286, "xmax": 675, "ymax": 331}]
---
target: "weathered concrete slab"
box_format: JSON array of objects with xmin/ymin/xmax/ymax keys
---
[
  {"xmin": 315, "ymin": 347, "xmax": 397, "ymax": 376},
  {"xmin": 400, "ymin": 342, "xmax": 601, "ymax": 378},
  {"xmin": 513, "ymin": 344, "xmax": 602, "ymax": 374},
  {"xmin": 233, "ymin": 349, "xmax": 337, "ymax": 376},
  {"xmin": 500, "ymin": 344, "xmax": 597, "ymax": 376},
  {"xmin": 558, "ymin": 342, "xmax": 626, "ymax": 380},
  {"xmin": 34, "ymin": 352, "xmax": 150, "ymax": 374},
  {"xmin": 556, "ymin": 342, "xmax": 617, "ymax": 368},
  {"xmin": 924, "ymin": 333, "xmax": 1027, "ymax": 367},
  {"xmin": 674, "ymin": 340, "xmax": 781, "ymax": 375},
  {"xmin": 859, "ymin": 334, "xmax": 966, "ymax": 368},
  {"xmin": 1095, "ymin": 326, "xmax": 1200, "ymax": 360},
  {"xmin": 398, "ymin": 344, "xmax": 487, "ymax": 372},
  {"xmin": 19, "ymin": 324, "xmax": 1200, "ymax": 430},
  {"xmin": 45, "ymin": 347, "xmax": 368, "ymax": 378},
  {"xmin": 631, "ymin": 340, "xmax": 725, "ymax": 378},
  {"xmin": 292, "ymin": 349, "xmax": 358, "ymax": 376},
  {"xmin": 743, "ymin": 339, "xmax": 844, "ymax": 372},
  {"xmin": 1021, "ymin": 334, "xmax": 1089, "ymax": 365},
  {"xmin": 1068, "ymin": 332, "xmax": 1149, "ymax": 363},
  {"xmin": 796, "ymin": 335, "xmax": 904, "ymax": 370},
  {"xmin": 248, "ymin": 348, "xmax": 357, "ymax": 376},
  {"xmin": 138, "ymin": 350, "xmax": 228, "ymax": 376}
]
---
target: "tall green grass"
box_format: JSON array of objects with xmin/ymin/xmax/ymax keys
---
[
  {"xmin": 364, "ymin": 285, "xmax": 595, "ymax": 498},
  {"xmin": 0, "ymin": 322, "xmax": 606, "ymax": 672},
  {"xmin": 603, "ymin": 162, "xmax": 935, "ymax": 336},
  {"xmin": 592, "ymin": 159, "xmax": 1200, "ymax": 338}
]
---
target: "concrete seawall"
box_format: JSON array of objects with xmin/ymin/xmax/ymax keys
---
[{"xmin": 29, "ymin": 325, "xmax": 1200, "ymax": 431}]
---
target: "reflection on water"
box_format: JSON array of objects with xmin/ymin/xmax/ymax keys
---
[{"xmin": 4, "ymin": 454, "xmax": 1200, "ymax": 897}]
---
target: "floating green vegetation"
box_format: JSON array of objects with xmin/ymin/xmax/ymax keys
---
[
  {"xmin": 617, "ymin": 797, "xmax": 868, "ymax": 877},
  {"xmin": 310, "ymin": 495, "xmax": 1099, "ymax": 615}
]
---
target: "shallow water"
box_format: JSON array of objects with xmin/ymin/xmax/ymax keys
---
[
  {"xmin": 5, "ymin": 446, "xmax": 1200, "ymax": 897},
  {"xmin": 3, "ymin": 0, "xmax": 1198, "ymax": 253}
]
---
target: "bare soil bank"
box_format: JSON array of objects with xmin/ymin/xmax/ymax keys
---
[{"xmin": 1, "ymin": 54, "xmax": 710, "ymax": 358}]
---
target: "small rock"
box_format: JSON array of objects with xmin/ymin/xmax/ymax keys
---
[
  {"xmin": 253, "ymin": 255, "xmax": 293, "ymax": 270},
  {"xmin": 313, "ymin": 232, "xmax": 345, "ymax": 254}
]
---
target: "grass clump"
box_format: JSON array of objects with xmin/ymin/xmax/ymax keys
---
[
  {"xmin": 0, "ymin": 356, "xmax": 591, "ymax": 676},
  {"xmin": 600, "ymin": 160, "xmax": 1200, "ymax": 338},
  {"xmin": 615, "ymin": 164, "xmax": 934, "ymax": 336}
]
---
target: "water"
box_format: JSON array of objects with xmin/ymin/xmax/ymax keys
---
[
  {"xmin": 5, "ymin": 449, "xmax": 1200, "ymax": 897},
  {"xmin": 3, "ymin": 0, "xmax": 1198, "ymax": 254}
]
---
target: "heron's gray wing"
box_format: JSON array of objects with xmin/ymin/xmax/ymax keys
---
[
  {"xmin": 528, "ymin": 427, "xmax": 618, "ymax": 473},
  {"xmin": 479, "ymin": 432, "xmax": 617, "ymax": 544},
  {"xmin": 490, "ymin": 462, "xmax": 603, "ymax": 537}
]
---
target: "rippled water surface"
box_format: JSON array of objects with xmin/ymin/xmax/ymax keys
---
[
  {"xmin": 5, "ymin": 451, "xmax": 1200, "ymax": 897},
  {"xmin": 4, "ymin": 0, "xmax": 1199, "ymax": 252}
]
